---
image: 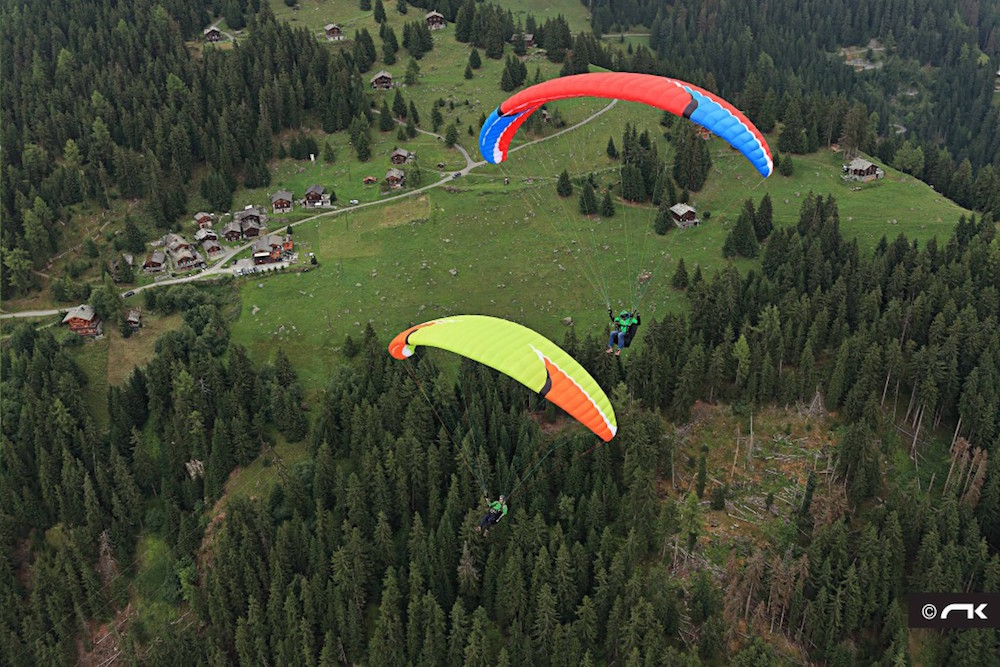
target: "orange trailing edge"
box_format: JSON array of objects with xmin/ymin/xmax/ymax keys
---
[{"xmin": 536, "ymin": 352, "xmax": 615, "ymax": 442}]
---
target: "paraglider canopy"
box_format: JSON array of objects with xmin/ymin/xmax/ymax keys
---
[
  {"xmin": 480, "ymin": 72, "xmax": 773, "ymax": 178},
  {"xmin": 390, "ymin": 315, "xmax": 617, "ymax": 442}
]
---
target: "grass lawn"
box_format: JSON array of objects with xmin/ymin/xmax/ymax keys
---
[
  {"xmin": 106, "ymin": 311, "xmax": 185, "ymax": 386},
  {"xmin": 693, "ymin": 142, "xmax": 968, "ymax": 252},
  {"xmin": 66, "ymin": 336, "xmax": 110, "ymax": 431},
  {"xmin": 214, "ymin": 435, "xmax": 311, "ymax": 510},
  {"xmin": 133, "ymin": 535, "xmax": 181, "ymax": 631}
]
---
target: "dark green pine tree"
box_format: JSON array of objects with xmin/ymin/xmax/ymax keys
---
[
  {"xmin": 447, "ymin": 600, "xmax": 470, "ymax": 667},
  {"xmin": 606, "ymin": 137, "xmax": 618, "ymax": 159},
  {"xmin": 696, "ymin": 452, "xmax": 707, "ymax": 498},
  {"xmin": 367, "ymin": 568, "xmax": 405, "ymax": 667},
  {"xmin": 462, "ymin": 606, "xmax": 494, "ymax": 667},
  {"xmin": 557, "ymin": 170, "xmax": 573, "ymax": 197},
  {"xmin": 579, "ymin": 181, "xmax": 597, "ymax": 214},
  {"xmin": 445, "ymin": 124, "xmax": 459, "ymax": 147},
  {"xmin": 469, "ymin": 48, "xmax": 481, "ymax": 69},
  {"xmin": 374, "ymin": 0, "xmax": 386, "ymax": 23},
  {"xmin": 383, "ymin": 40, "xmax": 397, "ymax": 65},
  {"xmin": 393, "ymin": 89, "xmax": 408, "ymax": 119},
  {"xmin": 654, "ymin": 202, "xmax": 672, "ymax": 235},
  {"xmin": 454, "ymin": 0, "xmax": 474, "ymax": 42},
  {"xmin": 620, "ymin": 163, "xmax": 646, "ymax": 202},
  {"xmin": 672, "ymin": 258, "xmax": 688, "ymax": 289},
  {"xmin": 407, "ymin": 101, "xmax": 420, "ymax": 125},
  {"xmin": 500, "ymin": 66, "xmax": 515, "ymax": 92},
  {"xmin": 360, "ymin": 0, "xmax": 371, "ymax": 10},
  {"xmin": 778, "ymin": 96, "xmax": 806, "ymax": 154},
  {"xmin": 728, "ymin": 207, "xmax": 759, "ymax": 258},
  {"xmin": 379, "ymin": 101, "xmax": 395, "ymax": 131},
  {"xmin": 754, "ymin": 193, "xmax": 773, "ymax": 241},
  {"xmin": 464, "ymin": 64, "xmax": 473, "ymax": 79},
  {"xmin": 599, "ymin": 191, "xmax": 615, "ymax": 217}
]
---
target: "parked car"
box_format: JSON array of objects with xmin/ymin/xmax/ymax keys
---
[
  {"xmin": 452, "ymin": 172, "xmax": 461, "ymax": 179},
  {"xmin": 123, "ymin": 290, "xmax": 135, "ymax": 298},
  {"xmin": 349, "ymin": 199, "xmax": 359, "ymax": 205}
]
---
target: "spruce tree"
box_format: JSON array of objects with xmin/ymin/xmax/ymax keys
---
[
  {"xmin": 405, "ymin": 58, "xmax": 421, "ymax": 85},
  {"xmin": 599, "ymin": 190, "xmax": 615, "ymax": 217},
  {"xmin": 654, "ymin": 206, "xmax": 672, "ymax": 235},
  {"xmin": 383, "ymin": 41, "xmax": 397, "ymax": 65},
  {"xmin": 579, "ymin": 181, "xmax": 597, "ymax": 214},
  {"xmin": 500, "ymin": 66, "xmax": 515, "ymax": 92},
  {"xmin": 393, "ymin": 89, "xmax": 408, "ymax": 118},
  {"xmin": 469, "ymin": 49, "xmax": 481, "ymax": 69},
  {"xmin": 779, "ymin": 154, "xmax": 794, "ymax": 176},
  {"xmin": 606, "ymin": 137, "xmax": 618, "ymax": 159},
  {"xmin": 672, "ymin": 258, "xmax": 688, "ymax": 288},
  {"xmin": 379, "ymin": 101, "xmax": 395, "ymax": 131},
  {"xmin": 374, "ymin": 0, "xmax": 386, "ymax": 23},
  {"xmin": 445, "ymin": 124, "xmax": 458, "ymax": 147},
  {"xmin": 557, "ymin": 170, "xmax": 573, "ymax": 197},
  {"xmin": 754, "ymin": 193, "xmax": 773, "ymax": 241},
  {"xmin": 731, "ymin": 207, "xmax": 759, "ymax": 258}
]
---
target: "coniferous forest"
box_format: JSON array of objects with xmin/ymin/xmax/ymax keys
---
[{"xmin": 2, "ymin": 0, "xmax": 1000, "ymax": 664}]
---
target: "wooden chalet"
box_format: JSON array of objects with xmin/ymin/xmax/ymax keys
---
[
  {"xmin": 125, "ymin": 308, "xmax": 142, "ymax": 332},
  {"xmin": 390, "ymin": 147, "xmax": 414, "ymax": 165},
  {"xmin": 271, "ymin": 190, "xmax": 294, "ymax": 213},
  {"xmin": 195, "ymin": 227, "xmax": 218, "ymax": 243},
  {"xmin": 304, "ymin": 184, "xmax": 327, "ymax": 207},
  {"xmin": 203, "ymin": 26, "xmax": 223, "ymax": 42},
  {"xmin": 241, "ymin": 219, "xmax": 263, "ymax": 238},
  {"xmin": 201, "ymin": 238, "xmax": 222, "ymax": 255},
  {"xmin": 843, "ymin": 157, "xmax": 884, "ymax": 182},
  {"xmin": 363, "ymin": 175, "xmax": 378, "ymax": 185},
  {"xmin": 194, "ymin": 212, "xmax": 214, "ymax": 228},
  {"xmin": 143, "ymin": 250, "xmax": 166, "ymax": 273},
  {"xmin": 172, "ymin": 247, "xmax": 203, "ymax": 271},
  {"xmin": 252, "ymin": 234, "xmax": 284, "ymax": 265},
  {"xmin": 386, "ymin": 168, "xmax": 405, "ymax": 189},
  {"xmin": 511, "ymin": 32, "xmax": 535, "ymax": 48},
  {"xmin": 62, "ymin": 305, "xmax": 103, "ymax": 337},
  {"xmin": 669, "ymin": 203, "xmax": 700, "ymax": 229},
  {"xmin": 221, "ymin": 221, "xmax": 243, "ymax": 242},
  {"xmin": 163, "ymin": 233, "xmax": 190, "ymax": 255},
  {"xmin": 425, "ymin": 10, "xmax": 446, "ymax": 30},
  {"xmin": 325, "ymin": 23, "xmax": 345, "ymax": 41},
  {"xmin": 370, "ymin": 70, "xmax": 393, "ymax": 90},
  {"xmin": 235, "ymin": 206, "xmax": 266, "ymax": 237}
]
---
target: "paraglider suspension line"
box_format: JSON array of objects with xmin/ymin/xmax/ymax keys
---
[{"xmin": 403, "ymin": 363, "xmax": 490, "ymax": 498}]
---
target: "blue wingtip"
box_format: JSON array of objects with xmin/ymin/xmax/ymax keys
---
[{"xmin": 478, "ymin": 107, "xmax": 504, "ymax": 164}]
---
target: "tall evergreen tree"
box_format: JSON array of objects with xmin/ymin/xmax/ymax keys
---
[
  {"xmin": 557, "ymin": 170, "xmax": 573, "ymax": 197},
  {"xmin": 579, "ymin": 181, "xmax": 597, "ymax": 214}
]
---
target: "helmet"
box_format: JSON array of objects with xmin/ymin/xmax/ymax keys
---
[{"xmin": 619, "ymin": 310, "xmax": 630, "ymax": 318}]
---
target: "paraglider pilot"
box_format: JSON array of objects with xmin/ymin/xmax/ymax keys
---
[
  {"xmin": 607, "ymin": 309, "xmax": 638, "ymax": 356},
  {"xmin": 475, "ymin": 495, "xmax": 508, "ymax": 537}
]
